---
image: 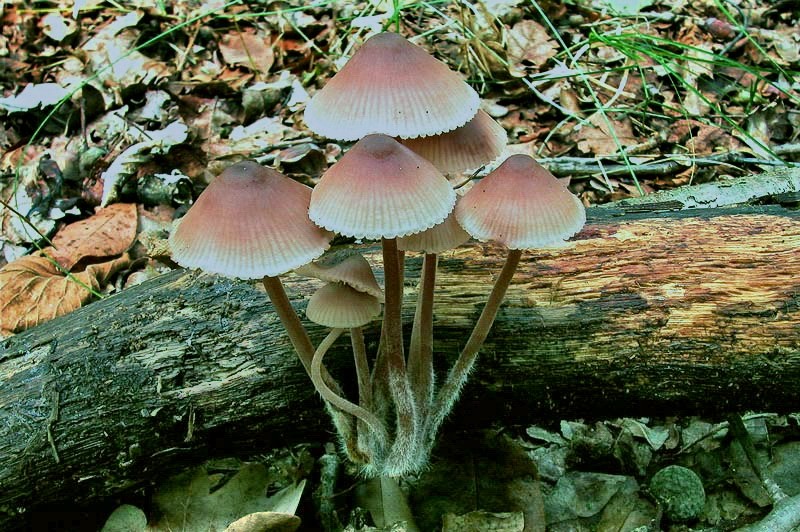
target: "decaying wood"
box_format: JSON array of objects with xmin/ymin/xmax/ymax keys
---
[{"xmin": 1, "ymin": 199, "xmax": 799, "ymax": 528}]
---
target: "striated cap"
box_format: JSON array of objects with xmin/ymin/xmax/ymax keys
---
[
  {"xmin": 169, "ymin": 161, "xmax": 332, "ymax": 279},
  {"xmin": 295, "ymin": 251, "xmax": 384, "ymax": 301},
  {"xmin": 309, "ymin": 134, "xmax": 456, "ymax": 240},
  {"xmin": 397, "ymin": 207, "xmax": 470, "ymax": 254},
  {"xmin": 306, "ymin": 282, "xmax": 382, "ymax": 328},
  {"xmin": 400, "ymin": 110, "xmax": 507, "ymax": 174},
  {"xmin": 304, "ymin": 32, "xmax": 480, "ymax": 140},
  {"xmin": 455, "ymin": 154, "xmax": 586, "ymax": 249}
]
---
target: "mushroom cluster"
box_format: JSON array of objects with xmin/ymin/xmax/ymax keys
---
[{"xmin": 169, "ymin": 32, "xmax": 586, "ymax": 479}]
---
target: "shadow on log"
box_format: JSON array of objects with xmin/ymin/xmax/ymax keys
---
[{"xmin": 1, "ymin": 198, "xmax": 799, "ymax": 528}]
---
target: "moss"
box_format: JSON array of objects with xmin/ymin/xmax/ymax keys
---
[{"xmin": 649, "ymin": 465, "xmax": 706, "ymax": 521}]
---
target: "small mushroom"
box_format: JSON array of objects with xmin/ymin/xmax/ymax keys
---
[
  {"xmin": 299, "ymin": 252, "xmax": 388, "ymax": 467},
  {"xmin": 306, "ymin": 281, "xmax": 388, "ymax": 460},
  {"xmin": 296, "ymin": 252, "xmax": 383, "ymax": 302},
  {"xmin": 427, "ymin": 154, "xmax": 586, "ymax": 438},
  {"xmin": 304, "ymin": 32, "xmax": 480, "ymax": 141}
]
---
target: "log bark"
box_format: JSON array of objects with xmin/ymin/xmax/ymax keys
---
[{"xmin": 1, "ymin": 199, "xmax": 799, "ymax": 529}]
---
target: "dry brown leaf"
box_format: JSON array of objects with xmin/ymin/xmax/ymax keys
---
[
  {"xmin": 505, "ymin": 20, "xmax": 557, "ymax": 75},
  {"xmin": 42, "ymin": 203, "xmax": 137, "ymax": 270},
  {"xmin": 219, "ymin": 30, "xmax": 274, "ymax": 73},
  {"xmin": 0, "ymin": 253, "xmax": 129, "ymax": 334},
  {"xmin": 575, "ymin": 112, "xmax": 638, "ymax": 155}
]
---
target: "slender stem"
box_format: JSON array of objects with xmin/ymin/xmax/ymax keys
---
[
  {"xmin": 262, "ymin": 276, "xmax": 316, "ymax": 375},
  {"xmin": 370, "ymin": 476, "xmax": 419, "ymax": 532},
  {"xmin": 352, "ymin": 327, "xmax": 380, "ymax": 466},
  {"xmin": 380, "ymin": 238, "xmax": 419, "ymax": 475},
  {"xmin": 408, "ymin": 253, "xmax": 437, "ymax": 415},
  {"xmin": 370, "ymin": 249, "xmax": 404, "ymax": 404},
  {"xmin": 312, "ymin": 329, "xmax": 387, "ymax": 436},
  {"xmin": 381, "ymin": 238, "xmax": 405, "ymax": 375},
  {"xmin": 351, "ymin": 327, "xmax": 372, "ymax": 411},
  {"xmin": 428, "ymin": 249, "xmax": 523, "ymax": 437}
]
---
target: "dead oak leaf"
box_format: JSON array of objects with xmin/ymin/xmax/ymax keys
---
[
  {"xmin": 0, "ymin": 253, "xmax": 130, "ymax": 334},
  {"xmin": 506, "ymin": 20, "xmax": 557, "ymax": 74},
  {"xmin": 575, "ymin": 112, "xmax": 638, "ymax": 155},
  {"xmin": 41, "ymin": 203, "xmax": 137, "ymax": 270},
  {"xmin": 220, "ymin": 30, "xmax": 275, "ymax": 74}
]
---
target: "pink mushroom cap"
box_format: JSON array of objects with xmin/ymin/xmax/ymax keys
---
[
  {"xmin": 304, "ymin": 32, "xmax": 480, "ymax": 141},
  {"xmin": 455, "ymin": 154, "xmax": 586, "ymax": 249},
  {"xmin": 397, "ymin": 206, "xmax": 471, "ymax": 254},
  {"xmin": 306, "ymin": 282, "xmax": 382, "ymax": 328},
  {"xmin": 295, "ymin": 252, "xmax": 384, "ymax": 302},
  {"xmin": 309, "ymin": 134, "xmax": 456, "ymax": 240},
  {"xmin": 169, "ymin": 161, "xmax": 332, "ymax": 279}
]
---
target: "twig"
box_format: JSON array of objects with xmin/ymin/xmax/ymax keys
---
[{"xmin": 530, "ymin": 145, "xmax": 800, "ymax": 177}]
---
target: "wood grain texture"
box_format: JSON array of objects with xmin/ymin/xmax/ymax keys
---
[{"xmin": 1, "ymin": 203, "xmax": 798, "ymax": 529}]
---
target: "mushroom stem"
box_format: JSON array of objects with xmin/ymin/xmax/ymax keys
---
[
  {"xmin": 380, "ymin": 238, "xmax": 419, "ymax": 474},
  {"xmin": 312, "ymin": 328, "xmax": 388, "ymax": 439},
  {"xmin": 381, "ymin": 237, "xmax": 405, "ymax": 375},
  {"xmin": 408, "ymin": 252, "xmax": 437, "ymax": 416},
  {"xmin": 262, "ymin": 276, "xmax": 317, "ymax": 375},
  {"xmin": 427, "ymin": 249, "xmax": 522, "ymax": 438}
]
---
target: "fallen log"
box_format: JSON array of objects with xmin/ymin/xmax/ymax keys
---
[{"xmin": 1, "ymin": 192, "xmax": 799, "ymax": 529}]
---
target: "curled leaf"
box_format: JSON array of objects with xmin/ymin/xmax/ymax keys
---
[
  {"xmin": 0, "ymin": 253, "xmax": 130, "ymax": 334},
  {"xmin": 42, "ymin": 203, "xmax": 137, "ymax": 270}
]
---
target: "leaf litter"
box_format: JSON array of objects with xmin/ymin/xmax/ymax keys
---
[{"xmin": 101, "ymin": 462, "xmax": 304, "ymax": 532}]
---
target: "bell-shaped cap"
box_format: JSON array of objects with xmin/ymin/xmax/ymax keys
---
[
  {"xmin": 397, "ymin": 208, "xmax": 470, "ymax": 254},
  {"xmin": 295, "ymin": 252, "xmax": 384, "ymax": 301},
  {"xmin": 400, "ymin": 110, "xmax": 507, "ymax": 174},
  {"xmin": 306, "ymin": 282, "xmax": 382, "ymax": 328},
  {"xmin": 169, "ymin": 161, "xmax": 332, "ymax": 279},
  {"xmin": 309, "ymin": 134, "xmax": 456, "ymax": 240},
  {"xmin": 455, "ymin": 155, "xmax": 586, "ymax": 249},
  {"xmin": 304, "ymin": 32, "xmax": 480, "ymax": 141}
]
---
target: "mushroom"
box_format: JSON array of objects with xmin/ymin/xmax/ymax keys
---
[
  {"xmin": 399, "ymin": 110, "xmax": 507, "ymax": 174},
  {"xmin": 308, "ymin": 134, "xmax": 456, "ymax": 240},
  {"xmin": 304, "ymin": 32, "xmax": 480, "ymax": 140},
  {"xmin": 305, "ymin": 280, "xmax": 388, "ymax": 466},
  {"xmin": 169, "ymin": 160, "xmax": 331, "ymax": 282},
  {"xmin": 168, "ymin": 161, "xmax": 365, "ymax": 454},
  {"xmin": 296, "ymin": 252, "xmax": 383, "ymax": 427},
  {"xmin": 308, "ymin": 133, "xmax": 455, "ymax": 474},
  {"xmin": 425, "ymin": 154, "xmax": 586, "ymax": 439},
  {"xmin": 169, "ymin": 162, "xmax": 332, "ymax": 375}
]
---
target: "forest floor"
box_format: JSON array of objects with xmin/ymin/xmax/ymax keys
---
[{"xmin": 1, "ymin": 0, "xmax": 799, "ymax": 530}]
